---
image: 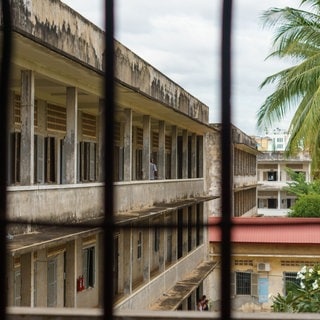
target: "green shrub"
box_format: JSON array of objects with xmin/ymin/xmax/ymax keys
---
[{"xmin": 290, "ymin": 194, "xmax": 320, "ymax": 217}]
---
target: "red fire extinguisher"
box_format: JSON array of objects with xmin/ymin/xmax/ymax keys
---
[{"xmin": 77, "ymin": 275, "xmax": 84, "ymax": 291}]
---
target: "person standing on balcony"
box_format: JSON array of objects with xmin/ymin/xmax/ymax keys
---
[{"xmin": 150, "ymin": 158, "xmax": 158, "ymax": 180}]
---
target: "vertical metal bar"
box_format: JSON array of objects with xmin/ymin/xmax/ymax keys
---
[
  {"xmin": 0, "ymin": 0, "xmax": 12, "ymax": 318},
  {"xmin": 220, "ymin": 0, "xmax": 233, "ymax": 319},
  {"xmin": 104, "ymin": 0, "xmax": 114, "ymax": 319}
]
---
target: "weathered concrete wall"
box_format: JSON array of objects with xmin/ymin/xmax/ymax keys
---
[
  {"xmin": 114, "ymin": 179, "xmax": 204, "ymax": 213},
  {"xmin": 204, "ymin": 130, "xmax": 221, "ymax": 216},
  {"xmin": 6, "ymin": 0, "xmax": 209, "ymax": 124},
  {"xmin": 9, "ymin": 0, "xmax": 105, "ymax": 70},
  {"xmin": 7, "ymin": 184, "xmax": 104, "ymax": 226},
  {"xmin": 209, "ymin": 242, "xmax": 320, "ymax": 312},
  {"xmin": 114, "ymin": 246, "xmax": 205, "ymax": 311},
  {"xmin": 114, "ymin": 42, "xmax": 209, "ymax": 123}
]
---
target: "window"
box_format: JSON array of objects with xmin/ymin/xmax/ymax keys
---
[
  {"xmin": 45, "ymin": 136, "xmax": 56, "ymax": 183},
  {"xmin": 83, "ymin": 246, "xmax": 95, "ymax": 289},
  {"xmin": 79, "ymin": 141, "xmax": 97, "ymax": 182},
  {"xmin": 233, "ymin": 272, "xmax": 258, "ymax": 296},
  {"xmin": 267, "ymin": 171, "xmax": 277, "ymax": 181},
  {"xmin": 137, "ymin": 231, "xmax": 142, "ymax": 259},
  {"xmin": 47, "ymin": 258, "xmax": 57, "ymax": 307},
  {"xmin": 9, "ymin": 132, "xmax": 21, "ymax": 184},
  {"xmin": 283, "ymin": 272, "xmax": 300, "ymax": 295},
  {"xmin": 154, "ymin": 227, "xmax": 160, "ymax": 252}
]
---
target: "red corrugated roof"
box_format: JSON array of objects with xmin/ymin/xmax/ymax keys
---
[{"xmin": 208, "ymin": 217, "xmax": 320, "ymax": 244}]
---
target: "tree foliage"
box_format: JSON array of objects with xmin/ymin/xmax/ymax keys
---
[
  {"xmin": 257, "ymin": 0, "xmax": 320, "ymax": 172},
  {"xmin": 290, "ymin": 194, "xmax": 320, "ymax": 217},
  {"xmin": 272, "ymin": 264, "xmax": 320, "ymax": 312},
  {"xmin": 284, "ymin": 168, "xmax": 320, "ymax": 196}
]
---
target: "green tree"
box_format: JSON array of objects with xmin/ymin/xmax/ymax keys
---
[
  {"xmin": 284, "ymin": 168, "xmax": 320, "ymax": 197},
  {"xmin": 290, "ymin": 194, "xmax": 320, "ymax": 217},
  {"xmin": 257, "ymin": 0, "xmax": 320, "ymax": 172}
]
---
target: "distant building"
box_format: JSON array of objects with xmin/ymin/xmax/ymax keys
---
[
  {"xmin": 207, "ymin": 125, "xmax": 259, "ymax": 218},
  {"xmin": 253, "ymin": 128, "xmax": 290, "ymax": 152},
  {"xmin": 253, "ymin": 129, "xmax": 311, "ymax": 216}
]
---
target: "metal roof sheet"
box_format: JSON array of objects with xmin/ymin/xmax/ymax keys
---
[{"xmin": 208, "ymin": 217, "xmax": 320, "ymax": 244}]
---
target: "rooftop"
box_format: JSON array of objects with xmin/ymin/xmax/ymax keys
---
[{"xmin": 208, "ymin": 217, "xmax": 320, "ymax": 244}]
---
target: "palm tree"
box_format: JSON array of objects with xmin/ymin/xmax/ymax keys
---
[{"xmin": 257, "ymin": 0, "xmax": 320, "ymax": 173}]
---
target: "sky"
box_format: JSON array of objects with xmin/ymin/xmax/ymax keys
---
[{"xmin": 62, "ymin": 0, "xmax": 302, "ymax": 135}]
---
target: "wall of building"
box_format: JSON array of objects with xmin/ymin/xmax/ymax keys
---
[{"xmin": 208, "ymin": 242, "xmax": 320, "ymax": 312}]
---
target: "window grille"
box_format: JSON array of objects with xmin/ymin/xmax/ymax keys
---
[
  {"xmin": 283, "ymin": 272, "xmax": 300, "ymax": 295},
  {"xmin": 0, "ymin": 0, "xmax": 235, "ymax": 319}
]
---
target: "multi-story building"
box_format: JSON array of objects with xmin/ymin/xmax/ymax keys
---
[
  {"xmin": 5, "ymin": 0, "xmax": 218, "ymax": 310},
  {"xmin": 207, "ymin": 125, "xmax": 259, "ymax": 218},
  {"xmin": 253, "ymin": 131, "xmax": 312, "ymax": 216}
]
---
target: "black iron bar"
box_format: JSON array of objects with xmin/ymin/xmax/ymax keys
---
[
  {"xmin": 220, "ymin": 0, "xmax": 233, "ymax": 319},
  {"xmin": 0, "ymin": 0, "xmax": 12, "ymax": 319},
  {"xmin": 103, "ymin": 0, "xmax": 115, "ymax": 319}
]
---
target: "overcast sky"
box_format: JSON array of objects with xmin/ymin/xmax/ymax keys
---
[{"xmin": 62, "ymin": 0, "xmax": 302, "ymax": 135}]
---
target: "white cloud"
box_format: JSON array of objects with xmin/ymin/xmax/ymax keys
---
[{"xmin": 61, "ymin": 0, "xmax": 302, "ymax": 135}]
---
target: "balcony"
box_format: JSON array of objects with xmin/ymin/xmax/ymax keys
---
[{"xmin": 114, "ymin": 178, "xmax": 210, "ymax": 213}]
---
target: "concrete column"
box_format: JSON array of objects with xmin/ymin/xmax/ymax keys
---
[
  {"xmin": 171, "ymin": 126, "xmax": 178, "ymax": 179},
  {"xmin": 20, "ymin": 252, "xmax": 32, "ymax": 306},
  {"xmin": 65, "ymin": 241, "xmax": 76, "ymax": 307},
  {"xmin": 20, "ymin": 70, "xmax": 34, "ymax": 185},
  {"xmin": 158, "ymin": 120, "xmax": 165, "ymax": 180},
  {"xmin": 278, "ymin": 163, "xmax": 281, "ymax": 181},
  {"xmin": 98, "ymin": 99, "xmax": 105, "ymax": 182},
  {"xmin": 182, "ymin": 129, "xmax": 188, "ymax": 179},
  {"xmin": 64, "ymin": 87, "xmax": 78, "ymax": 184},
  {"xmin": 143, "ymin": 227, "xmax": 150, "ymax": 282},
  {"xmin": 142, "ymin": 115, "xmax": 151, "ymax": 180},
  {"xmin": 182, "ymin": 207, "xmax": 188, "ymax": 256},
  {"xmin": 278, "ymin": 191, "xmax": 281, "ymax": 210},
  {"xmin": 122, "ymin": 229, "xmax": 132, "ymax": 294},
  {"xmin": 123, "ymin": 109, "xmax": 132, "ymax": 181},
  {"xmin": 191, "ymin": 133, "xmax": 197, "ymax": 178}
]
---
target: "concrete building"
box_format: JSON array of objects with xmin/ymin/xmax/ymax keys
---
[
  {"xmin": 209, "ymin": 217, "xmax": 320, "ymax": 312},
  {"xmin": 256, "ymin": 151, "xmax": 311, "ymax": 216},
  {"xmin": 207, "ymin": 125, "xmax": 259, "ymax": 218},
  {"xmin": 254, "ymin": 129, "xmax": 290, "ymax": 152},
  {"xmin": 4, "ymin": 0, "xmax": 219, "ymax": 311},
  {"xmin": 253, "ymin": 131, "xmax": 312, "ymax": 216},
  {"xmin": 2, "ymin": 0, "xmax": 261, "ymax": 315}
]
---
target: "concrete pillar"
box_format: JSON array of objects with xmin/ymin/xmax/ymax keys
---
[
  {"xmin": 191, "ymin": 205, "xmax": 197, "ymax": 250},
  {"xmin": 123, "ymin": 229, "xmax": 132, "ymax": 294},
  {"xmin": 64, "ymin": 87, "xmax": 78, "ymax": 184},
  {"xmin": 171, "ymin": 126, "xmax": 178, "ymax": 179},
  {"xmin": 158, "ymin": 120, "xmax": 165, "ymax": 180},
  {"xmin": 191, "ymin": 133, "xmax": 197, "ymax": 178},
  {"xmin": 65, "ymin": 241, "xmax": 76, "ymax": 307},
  {"xmin": 20, "ymin": 70, "xmax": 34, "ymax": 185},
  {"xmin": 142, "ymin": 115, "xmax": 151, "ymax": 180},
  {"xmin": 182, "ymin": 129, "xmax": 188, "ymax": 179},
  {"xmin": 278, "ymin": 163, "xmax": 281, "ymax": 181},
  {"xmin": 98, "ymin": 99, "xmax": 105, "ymax": 182},
  {"xmin": 182, "ymin": 207, "xmax": 188, "ymax": 256},
  {"xmin": 123, "ymin": 109, "xmax": 132, "ymax": 181},
  {"xmin": 143, "ymin": 227, "xmax": 150, "ymax": 282},
  {"xmin": 20, "ymin": 253, "xmax": 32, "ymax": 306}
]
